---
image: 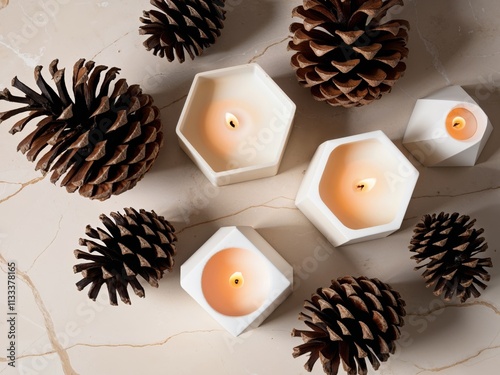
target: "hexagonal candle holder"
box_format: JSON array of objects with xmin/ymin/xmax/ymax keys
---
[
  {"xmin": 176, "ymin": 63, "xmax": 296, "ymax": 186},
  {"xmin": 402, "ymin": 85, "xmax": 493, "ymax": 167},
  {"xmin": 295, "ymin": 131, "xmax": 419, "ymax": 247},
  {"xmin": 180, "ymin": 226, "xmax": 293, "ymax": 337}
]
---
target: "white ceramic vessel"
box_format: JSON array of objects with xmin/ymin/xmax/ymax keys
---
[
  {"xmin": 180, "ymin": 226, "xmax": 293, "ymax": 336},
  {"xmin": 296, "ymin": 131, "xmax": 419, "ymax": 247},
  {"xmin": 176, "ymin": 64, "xmax": 296, "ymax": 186},
  {"xmin": 403, "ymin": 85, "xmax": 493, "ymax": 167}
]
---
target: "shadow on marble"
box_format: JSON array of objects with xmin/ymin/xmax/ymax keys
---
[
  {"xmin": 468, "ymin": 203, "xmax": 500, "ymax": 284},
  {"xmin": 207, "ymin": 0, "xmax": 278, "ymax": 57},
  {"xmin": 463, "ymin": 84, "xmax": 500, "ymax": 164},
  {"xmin": 398, "ymin": 0, "xmax": 476, "ymax": 90}
]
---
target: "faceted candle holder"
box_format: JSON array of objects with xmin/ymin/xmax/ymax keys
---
[
  {"xmin": 295, "ymin": 131, "xmax": 419, "ymax": 247},
  {"xmin": 402, "ymin": 85, "xmax": 493, "ymax": 167},
  {"xmin": 180, "ymin": 226, "xmax": 293, "ymax": 336},
  {"xmin": 176, "ymin": 63, "xmax": 296, "ymax": 186}
]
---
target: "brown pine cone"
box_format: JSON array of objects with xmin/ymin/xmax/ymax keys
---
[
  {"xmin": 289, "ymin": 0, "xmax": 409, "ymax": 108},
  {"xmin": 0, "ymin": 59, "xmax": 163, "ymax": 200},
  {"xmin": 139, "ymin": 0, "xmax": 226, "ymax": 62},
  {"xmin": 73, "ymin": 208, "xmax": 177, "ymax": 305},
  {"xmin": 292, "ymin": 276, "xmax": 406, "ymax": 375},
  {"xmin": 410, "ymin": 212, "xmax": 492, "ymax": 303}
]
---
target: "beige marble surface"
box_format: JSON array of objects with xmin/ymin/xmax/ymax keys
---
[{"xmin": 0, "ymin": 1, "xmax": 499, "ymax": 374}]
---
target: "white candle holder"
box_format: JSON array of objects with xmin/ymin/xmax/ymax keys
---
[
  {"xmin": 402, "ymin": 85, "xmax": 493, "ymax": 167},
  {"xmin": 180, "ymin": 226, "xmax": 293, "ymax": 337},
  {"xmin": 295, "ymin": 131, "xmax": 419, "ymax": 247},
  {"xmin": 176, "ymin": 63, "xmax": 296, "ymax": 186}
]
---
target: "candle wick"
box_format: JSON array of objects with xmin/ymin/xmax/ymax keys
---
[
  {"xmin": 453, "ymin": 122, "xmax": 461, "ymax": 127},
  {"xmin": 230, "ymin": 120, "xmax": 236, "ymax": 128},
  {"xmin": 234, "ymin": 279, "xmax": 239, "ymax": 284},
  {"xmin": 357, "ymin": 184, "xmax": 365, "ymax": 191}
]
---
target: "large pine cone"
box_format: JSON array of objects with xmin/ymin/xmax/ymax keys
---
[
  {"xmin": 410, "ymin": 212, "xmax": 492, "ymax": 303},
  {"xmin": 139, "ymin": 0, "xmax": 226, "ymax": 62},
  {"xmin": 0, "ymin": 59, "xmax": 163, "ymax": 200},
  {"xmin": 292, "ymin": 276, "xmax": 406, "ymax": 375},
  {"xmin": 74, "ymin": 208, "xmax": 177, "ymax": 305},
  {"xmin": 289, "ymin": 0, "xmax": 409, "ymax": 108}
]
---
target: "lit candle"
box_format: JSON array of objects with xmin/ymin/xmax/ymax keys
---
[
  {"xmin": 445, "ymin": 107, "xmax": 477, "ymax": 140},
  {"xmin": 201, "ymin": 247, "xmax": 270, "ymax": 316},
  {"xmin": 229, "ymin": 271, "xmax": 244, "ymax": 287},
  {"xmin": 181, "ymin": 226, "xmax": 293, "ymax": 336},
  {"xmin": 202, "ymin": 100, "xmax": 258, "ymax": 164},
  {"xmin": 296, "ymin": 131, "xmax": 419, "ymax": 246},
  {"xmin": 403, "ymin": 86, "xmax": 492, "ymax": 167},
  {"xmin": 176, "ymin": 64, "xmax": 296, "ymax": 186}
]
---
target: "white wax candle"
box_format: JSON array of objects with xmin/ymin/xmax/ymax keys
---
[
  {"xmin": 319, "ymin": 139, "xmax": 407, "ymax": 229},
  {"xmin": 201, "ymin": 247, "xmax": 271, "ymax": 317}
]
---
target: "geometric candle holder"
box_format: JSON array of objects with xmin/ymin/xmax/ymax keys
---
[
  {"xmin": 180, "ymin": 226, "xmax": 293, "ymax": 336},
  {"xmin": 295, "ymin": 131, "xmax": 419, "ymax": 247},
  {"xmin": 176, "ymin": 63, "xmax": 296, "ymax": 186},
  {"xmin": 402, "ymin": 85, "xmax": 493, "ymax": 167}
]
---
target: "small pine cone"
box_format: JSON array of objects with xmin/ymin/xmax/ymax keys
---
[
  {"xmin": 73, "ymin": 208, "xmax": 177, "ymax": 305},
  {"xmin": 139, "ymin": 0, "xmax": 226, "ymax": 62},
  {"xmin": 292, "ymin": 276, "xmax": 406, "ymax": 375},
  {"xmin": 0, "ymin": 59, "xmax": 163, "ymax": 200},
  {"xmin": 289, "ymin": 0, "xmax": 409, "ymax": 108},
  {"xmin": 409, "ymin": 212, "xmax": 492, "ymax": 303}
]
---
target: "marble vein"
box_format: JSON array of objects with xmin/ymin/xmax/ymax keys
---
[
  {"xmin": 90, "ymin": 30, "xmax": 134, "ymax": 61},
  {"xmin": 413, "ymin": 2, "xmax": 450, "ymax": 84},
  {"xmin": 0, "ymin": 253, "xmax": 78, "ymax": 375},
  {"xmin": 468, "ymin": 0, "xmax": 480, "ymax": 24},
  {"xmin": 412, "ymin": 185, "xmax": 500, "ymax": 200},
  {"xmin": 177, "ymin": 196, "xmax": 297, "ymax": 235},
  {"xmin": 407, "ymin": 300, "xmax": 500, "ymax": 317},
  {"xmin": 247, "ymin": 36, "xmax": 289, "ymax": 64},
  {"xmin": 159, "ymin": 94, "xmax": 188, "ymax": 110},
  {"xmin": 0, "ymin": 39, "xmax": 45, "ymax": 68},
  {"xmin": 14, "ymin": 329, "xmax": 223, "ymax": 359},
  {"xmin": 26, "ymin": 215, "xmax": 63, "ymax": 272},
  {"xmin": 69, "ymin": 329, "xmax": 221, "ymax": 350},
  {"xmin": 414, "ymin": 344, "xmax": 500, "ymax": 374},
  {"xmin": 0, "ymin": 176, "xmax": 44, "ymax": 204}
]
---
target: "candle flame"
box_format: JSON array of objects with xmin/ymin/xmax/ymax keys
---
[
  {"xmin": 354, "ymin": 178, "xmax": 376, "ymax": 193},
  {"xmin": 229, "ymin": 272, "xmax": 244, "ymax": 288},
  {"xmin": 452, "ymin": 116, "xmax": 466, "ymax": 130},
  {"xmin": 225, "ymin": 112, "xmax": 239, "ymax": 129}
]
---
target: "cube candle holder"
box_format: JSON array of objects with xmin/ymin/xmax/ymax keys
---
[{"xmin": 180, "ymin": 226, "xmax": 293, "ymax": 336}]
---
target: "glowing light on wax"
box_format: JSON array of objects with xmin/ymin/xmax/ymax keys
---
[
  {"xmin": 229, "ymin": 272, "xmax": 244, "ymax": 288},
  {"xmin": 446, "ymin": 107, "xmax": 477, "ymax": 141}
]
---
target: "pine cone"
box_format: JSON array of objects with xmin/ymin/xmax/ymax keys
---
[
  {"xmin": 139, "ymin": 0, "xmax": 226, "ymax": 62},
  {"xmin": 409, "ymin": 212, "xmax": 492, "ymax": 303},
  {"xmin": 0, "ymin": 59, "xmax": 163, "ymax": 200},
  {"xmin": 289, "ymin": 0, "xmax": 409, "ymax": 108},
  {"xmin": 73, "ymin": 208, "xmax": 177, "ymax": 305},
  {"xmin": 292, "ymin": 276, "xmax": 406, "ymax": 375}
]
